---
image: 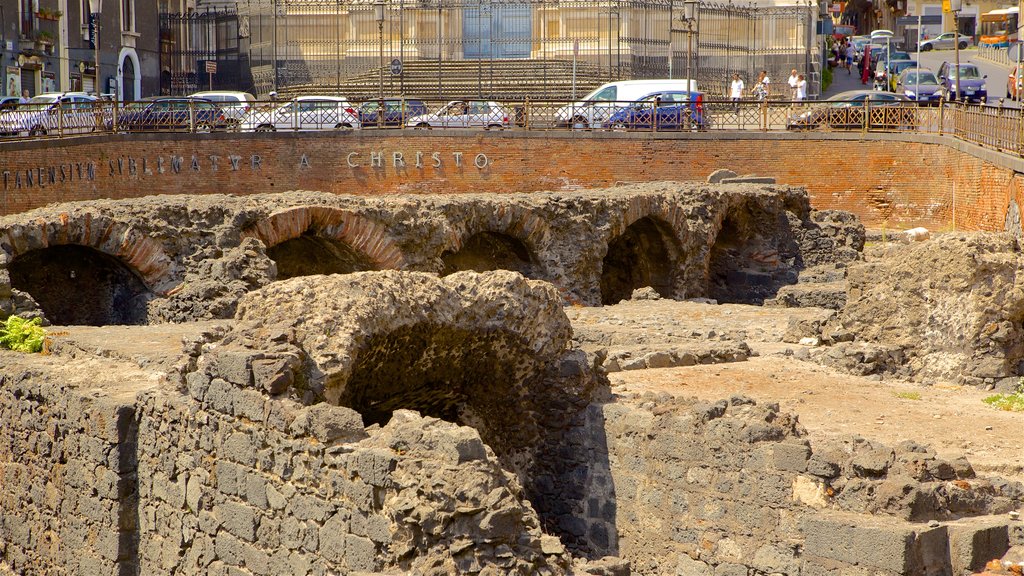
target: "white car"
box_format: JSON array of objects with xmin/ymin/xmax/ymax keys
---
[
  {"xmin": 242, "ymin": 96, "xmax": 361, "ymax": 132},
  {"xmin": 406, "ymin": 100, "xmax": 510, "ymax": 129},
  {"xmin": 0, "ymin": 92, "xmax": 100, "ymax": 136},
  {"xmin": 188, "ymin": 90, "xmax": 255, "ymax": 127},
  {"xmin": 919, "ymin": 32, "xmax": 973, "ymax": 51}
]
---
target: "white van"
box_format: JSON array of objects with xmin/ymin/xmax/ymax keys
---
[{"xmin": 554, "ymin": 79, "xmax": 697, "ymax": 129}]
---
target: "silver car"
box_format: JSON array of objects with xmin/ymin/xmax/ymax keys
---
[
  {"xmin": 406, "ymin": 100, "xmax": 510, "ymax": 129},
  {"xmin": 919, "ymin": 32, "xmax": 972, "ymax": 50},
  {"xmin": 0, "ymin": 92, "xmax": 100, "ymax": 136},
  {"xmin": 242, "ymin": 96, "xmax": 361, "ymax": 132}
]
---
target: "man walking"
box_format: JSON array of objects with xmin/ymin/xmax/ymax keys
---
[{"xmin": 788, "ymin": 69, "xmax": 799, "ymax": 100}]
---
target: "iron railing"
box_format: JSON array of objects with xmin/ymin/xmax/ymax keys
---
[{"xmin": 0, "ymin": 98, "xmax": 1019, "ymax": 146}]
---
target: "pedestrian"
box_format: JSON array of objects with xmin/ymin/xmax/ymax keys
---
[
  {"xmin": 844, "ymin": 43, "xmax": 855, "ymax": 74},
  {"xmin": 19, "ymin": 89, "xmax": 29, "ymax": 104},
  {"xmin": 795, "ymin": 74, "xmax": 807, "ymax": 101},
  {"xmin": 788, "ymin": 69, "xmax": 799, "ymax": 100},
  {"xmin": 753, "ymin": 70, "xmax": 770, "ymax": 101},
  {"xmin": 730, "ymin": 73, "xmax": 744, "ymax": 112}
]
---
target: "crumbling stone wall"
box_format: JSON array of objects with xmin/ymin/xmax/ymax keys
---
[
  {"xmin": 820, "ymin": 233, "xmax": 1024, "ymax": 387},
  {"xmin": 0, "ymin": 184, "xmax": 863, "ymax": 323},
  {"xmin": 548, "ymin": 395, "xmax": 1023, "ymax": 575}
]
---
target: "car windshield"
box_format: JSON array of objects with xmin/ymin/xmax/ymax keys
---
[
  {"xmin": 952, "ymin": 66, "xmax": 981, "ymax": 79},
  {"xmin": 20, "ymin": 95, "xmax": 58, "ymax": 111},
  {"xmin": 904, "ymin": 71, "xmax": 938, "ymax": 84}
]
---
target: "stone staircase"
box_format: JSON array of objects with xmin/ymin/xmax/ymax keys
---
[{"xmin": 279, "ymin": 58, "xmax": 615, "ymax": 102}]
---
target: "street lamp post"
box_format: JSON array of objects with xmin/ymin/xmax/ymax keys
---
[
  {"xmin": 89, "ymin": 0, "xmax": 101, "ymax": 95},
  {"xmin": 375, "ymin": 0, "xmax": 385, "ymax": 106},
  {"xmin": 684, "ymin": 0, "xmax": 698, "ymax": 90}
]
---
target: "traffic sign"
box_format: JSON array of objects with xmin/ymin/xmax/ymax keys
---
[
  {"xmin": 390, "ymin": 58, "xmax": 403, "ymax": 76},
  {"xmin": 205, "ymin": 60, "xmax": 218, "ymax": 74}
]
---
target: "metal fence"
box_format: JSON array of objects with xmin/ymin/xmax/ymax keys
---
[
  {"xmin": 226, "ymin": 0, "xmax": 819, "ymax": 101},
  {"xmin": 160, "ymin": 10, "xmax": 250, "ymax": 96},
  {"xmin": 0, "ymin": 98, "xmax": 1012, "ymax": 144}
]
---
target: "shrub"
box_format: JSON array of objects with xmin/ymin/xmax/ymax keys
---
[{"xmin": 0, "ymin": 316, "xmax": 46, "ymax": 353}]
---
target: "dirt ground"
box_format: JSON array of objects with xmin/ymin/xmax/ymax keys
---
[{"xmin": 568, "ymin": 299, "xmax": 1024, "ymax": 483}]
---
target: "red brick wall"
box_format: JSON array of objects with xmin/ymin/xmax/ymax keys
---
[{"xmin": 0, "ymin": 132, "xmax": 1018, "ymax": 230}]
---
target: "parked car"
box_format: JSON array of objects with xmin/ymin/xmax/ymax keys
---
[
  {"xmin": 0, "ymin": 92, "xmax": 100, "ymax": 136},
  {"xmin": 1008, "ymin": 63, "xmax": 1024, "ymax": 100},
  {"xmin": 110, "ymin": 97, "xmax": 231, "ymax": 132},
  {"xmin": 553, "ymin": 79, "xmax": 697, "ymax": 129},
  {"xmin": 786, "ymin": 89, "xmax": 913, "ymax": 130},
  {"xmin": 187, "ymin": 90, "xmax": 255, "ymax": 127},
  {"xmin": 920, "ymin": 32, "xmax": 972, "ymax": 50},
  {"xmin": 605, "ymin": 90, "xmax": 707, "ymax": 131},
  {"xmin": 937, "ymin": 61, "xmax": 987, "ymax": 102},
  {"xmin": 242, "ymin": 96, "xmax": 360, "ymax": 131},
  {"xmin": 874, "ymin": 59, "xmax": 918, "ymax": 91},
  {"xmin": 406, "ymin": 100, "xmax": 510, "ymax": 129},
  {"xmin": 358, "ymin": 98, "xmax": 428, "ymax": 127},
  {"xmin": 896, "ymin": 68, "xmax": 943, "ymax": 104},
  {"xmin": 0, "ymin": 96, "xmax": 19, "ymax": 111}
]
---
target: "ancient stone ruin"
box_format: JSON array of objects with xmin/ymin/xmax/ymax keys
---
[{"xmin": 1, "ymin": 182, "xmax": 1022, "ymax": 575}]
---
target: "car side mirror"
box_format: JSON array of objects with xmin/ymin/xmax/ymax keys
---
[{"xmin": 983, "ymin": 74, "xmax": 988, "ymax": 79}]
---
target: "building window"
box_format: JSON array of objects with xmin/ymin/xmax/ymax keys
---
[
  {"xmin": 21, "ymin": 0, "xmax": 34, "ymax": 37},
  {"xmin": 122, "ymin": 0, "xmax": 134, "ymax": 32}
]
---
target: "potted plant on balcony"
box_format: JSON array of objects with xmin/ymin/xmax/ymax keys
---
[
  {"xmin": 34, "ymin": 31, "xmax": 54, "ymax": 54},
  {"xmin": 35, "ymin": 8, "xmax": 63, "ymax": 21}
]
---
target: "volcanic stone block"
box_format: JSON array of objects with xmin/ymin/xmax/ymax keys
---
[
  {"xmin": 947, "ymin": 520, "xmax": 1010, "ymax": 574},
  {"xmin": 802, "ymin": 513, "xmax": 948, "ymax": 574},
  {"xmin": 772, "ymin": 441, "xmax": 811, "ymax": 472}
]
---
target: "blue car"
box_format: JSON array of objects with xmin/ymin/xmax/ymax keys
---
[
  {"xmin": 358, "ymin": 98, "xmax": 428, "ymax": 127},
  {"xmin": 937, "ymin": 61, "xmax": 988, "ymax": 103},
  {"xmin": 606, "ymin": 91, "xmax": 707, "ymax": 131}
]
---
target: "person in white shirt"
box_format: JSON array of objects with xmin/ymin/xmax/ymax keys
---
[
  {"xmin": 729, "ymin": 73, "xmax": 744, "ymax": 113},
  {"xmin": 753, "ymin": 70, "xmax": 770, "ymax": 101},
  {"xmin": 795, "ymin": 74, "xmax": 807, "ymax": 101},
  {"xmin": 788, "ymin": 69, "xmax": 799, "ymax": 100}
]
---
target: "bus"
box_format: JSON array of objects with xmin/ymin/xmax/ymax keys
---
[{"xmin": 979, "ymin": 7, "xmax": 1019, "ymax": 48}]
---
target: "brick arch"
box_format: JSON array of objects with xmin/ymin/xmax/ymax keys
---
[
  {"xmin": 441, "ymin": 204, "xmax": 554, "ymax": 274},
  {"xmin": 0, "ymin": 212, "xmax": 176, "ymax": 292},
  {"xmin": 242, "ymin": 206, "xmax": 407, "ymax": 270}
]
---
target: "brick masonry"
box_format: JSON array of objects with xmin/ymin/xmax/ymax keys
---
[{"xmin": 2, "ymin": 131, "xmax": 1024, "ymax": 231}]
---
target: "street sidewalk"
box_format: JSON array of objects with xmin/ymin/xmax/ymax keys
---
[{"xmin": 820, "ymin": 58, "xmax": 873, "ymax": 99}]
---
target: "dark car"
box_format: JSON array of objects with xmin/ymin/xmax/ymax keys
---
[
  {"xmin": 786, "ymin": 89, "xmax": 913, "ymax": 130},
  {"xmin": 0, "ymin": 96, "xmax": 19, "ymax": 111},
  {"xmin": 358, "ymin": 98, "xmax": 428, "ymax": 127},
  {"xmin": 937, "ymin": 61, "xmax": 987, "ymax": 103},
  {"xmin": 605, "ymin": 90, "xmax": 708, "ymax": 131},
  {"xmin": 111, "ymin": 97, "xmax": 229, "ymax": 132}
]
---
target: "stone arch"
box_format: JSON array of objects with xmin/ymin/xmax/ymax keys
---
[
  {"xmin": 117, "ymin": 48, "xmax": 142, "ymax": 102},
  {"xmin": 0, "ymin": 212, "xmax": 176, "ymax": 292},
  {"xmin": 440, "ymin": 205, "xmax": 552, "ymax": 279},
  {"xmin": 599, "ymin": 200, "xmax": 688, "ymax": 305},
  {"xmin": 242, "ymin": 206, "xmax": 407, "ymax": 279},
  {"xmin": 707, "ymin": 200, "xmax": 798, "ymax": 304}
]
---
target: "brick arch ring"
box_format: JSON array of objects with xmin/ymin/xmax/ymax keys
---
[
  {"xmin": 441, "ymin": 204, "xmax": 555, "ymax": 273},
  {"xmin": 606, "ymin": 197, "xmax": 691, "ymax": 249},
  {"xmin": 0, "ymin": 212, "xmax": 178, "ymax": 294},
  {"xmin": 241, "ymin": 206, "xmax": 408, "ymax": 270}
]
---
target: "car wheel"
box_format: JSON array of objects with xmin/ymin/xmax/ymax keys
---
[
  {"xmin": 195, "ymin": 122, "xmax": 213, "ymax": 133},
  {"xmin": 334, "ymin": 123, "xmax": 352, "ymax": 130},
  {"xmin": 571, "ymin": 116, "xmax": 589, "ymax": 130},
  {"xmin": 958, "ymin": 41, "xmax": 968, "ymax": 49},
  {"xmin": 255, "ymin": 125, "xmax": 274, "ymax": 132},
  {"xmin": 415, "ymin": 122, "xmax": 431, "ymax": 129},
  {"xmin": 485, "ymin": 123, "xmax": 504, "ymax": 131},
  {"xmin": 922, "ymin": 44, "xmax": 933, "ymax": 51},
  {"xmin": 28, "ymin": 126, "xmax": 46, "ymax": 137},
  {"xmin": 610, "ymin": 121, "xmax": 628, "ymax": 131}
]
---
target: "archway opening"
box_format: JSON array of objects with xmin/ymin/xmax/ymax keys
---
[
  {"xmin": 600, "ymin": 217, "xmax": 678, "ymax": 305},
  {"xmin": 8, "ymin": 245, "xmax": 152, "ymax": 326},
  {"xmin": 267, "ymin": 231, "xmax": 376, "ymax": 280},
  {"xmin": 708, "ymin": 209, "xmax": 796, "ymax": 304},
  {"xmin": 339, "ymin": 322, "xmax": 544, "ymax": 463},
  {"xmin": 441, "ymin": 231, "xmax": 536, "ymax": 277}
]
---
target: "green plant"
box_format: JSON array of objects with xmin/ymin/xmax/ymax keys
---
[
  {"xmin": 983, "ymin": 381, "xmax": 1024, "ymax": 412},
  {"xmin": 822, "ymin": 66, "xmax": 833, "ymax": 92},
  {"xmin": 0, "ymin": 316, "xmax": 46, "ymax": 353},
  {"xmin": 35, "ymin": 30, "xmax": 53, "ymax": 42}
]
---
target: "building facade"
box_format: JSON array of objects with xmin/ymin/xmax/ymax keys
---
[{"xmin": 0, "ymin": 0, "xmax": 160, "ymax": 99}]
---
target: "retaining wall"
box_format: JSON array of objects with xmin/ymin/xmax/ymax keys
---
[{"xmin": 1, "ymin": 131, "xmax": 1023, "ymax": 230}]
